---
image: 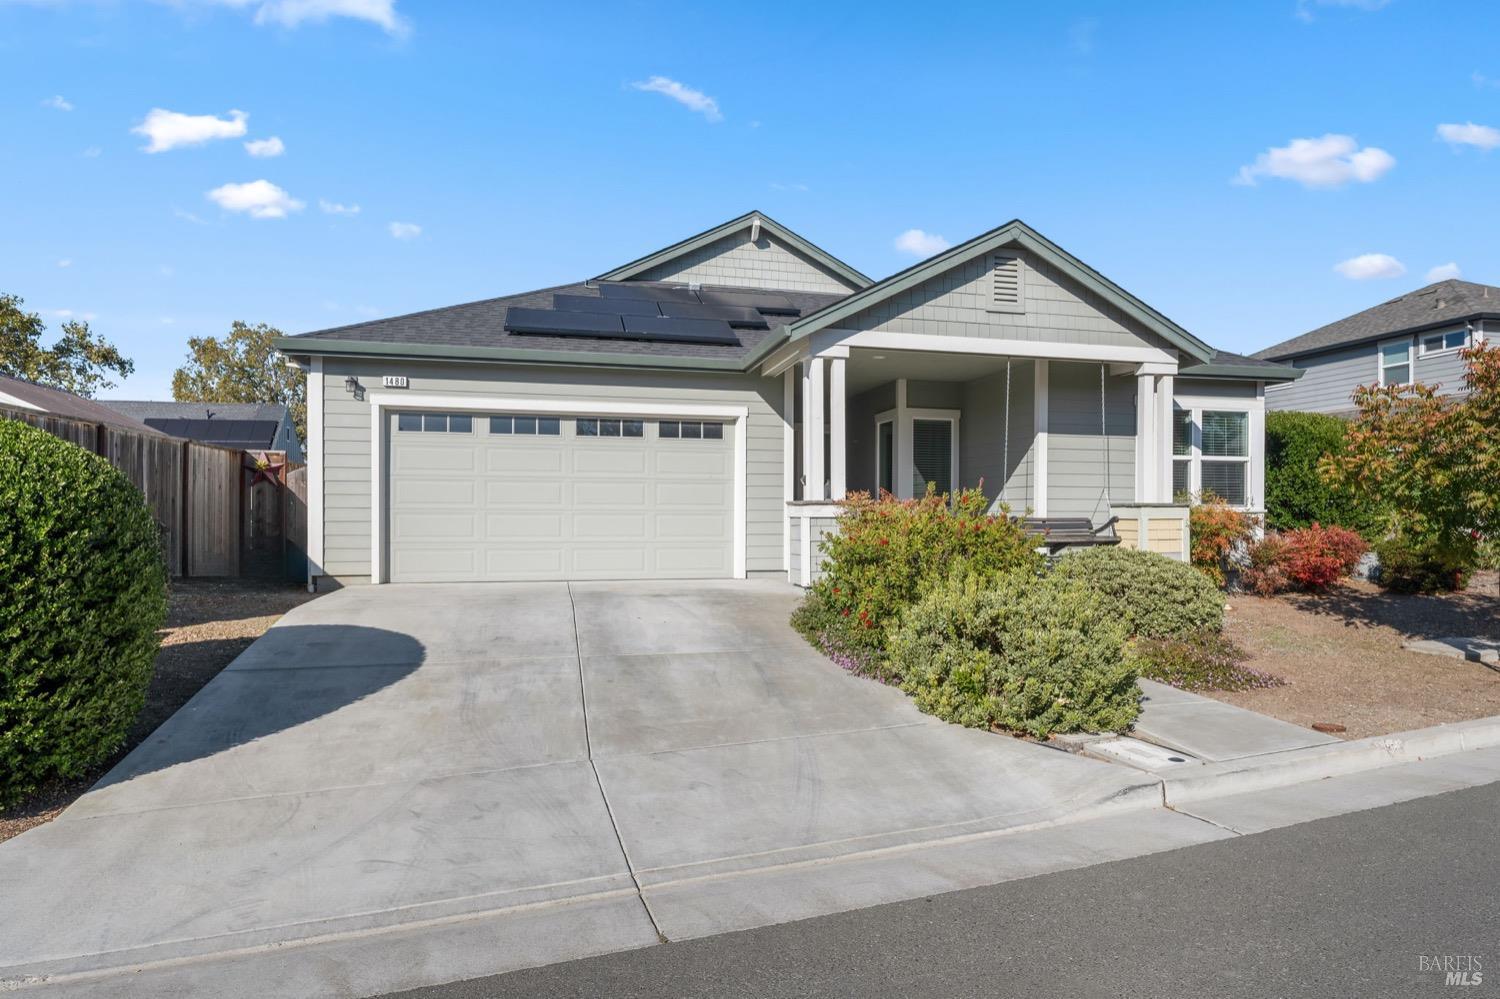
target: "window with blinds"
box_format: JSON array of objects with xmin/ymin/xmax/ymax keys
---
[
  {"xmin": 911, "ymin": 419, "xmax": 953, "ymax": 496},
  {"xmin": 988, "ymin": 254, "xmax": 1024, "ymax": 314},
  {"xmin": 1200, "ymin": 410, "xmax": 1248, "ymax": 505}
]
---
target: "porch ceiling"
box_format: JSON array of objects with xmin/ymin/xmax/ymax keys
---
[{"xmin": 846, "ymin": 347, "xmax": 1015, "ymax": 394}]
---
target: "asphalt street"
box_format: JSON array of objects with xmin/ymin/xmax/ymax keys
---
[{"xmin": 387, "ymin": 782, "xmax": 1499, "ymax": 999}]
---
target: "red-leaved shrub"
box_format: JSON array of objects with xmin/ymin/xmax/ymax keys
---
[{"xmin": 1243, "ymin": 523, "xmax": 1366, "ymax": 595}]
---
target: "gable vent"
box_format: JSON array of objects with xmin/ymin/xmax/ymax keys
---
[{"xmin": 988, "ymin": 253, "xmax": 1024, "ymax": 314}]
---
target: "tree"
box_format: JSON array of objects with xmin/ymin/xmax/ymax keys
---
[
  {"xmin": 172, "ymin": 321, "xmax": 305, "ymax": 441},
  {"xmin": 1322, "ymin": 342, "xmax": 1499, "ymax": 562},
  {"xmin": 0, "ymin": 293, "xmax": 133, "ymax": 398}
]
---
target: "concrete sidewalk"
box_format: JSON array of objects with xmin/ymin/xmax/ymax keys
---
[{"xmin": 1131, "ymin": 679, "xmax": 1341, "ymax": 763}]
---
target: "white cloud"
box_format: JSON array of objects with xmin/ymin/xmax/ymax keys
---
[
  {"xmin": 133, "ymin": 108, "xmax": 247, "ymax": 153},
  {"xmin": 156, "ymin": 0, "xmax": 407, "ymax": 34},
  {"xmin": 1068, "ymin": 17, "xmax": 1099, "ymax": 55},
  {"xmin": 630, "ymin": 76, "xmax": 722, "ymax": 122},
  {"xmin": 41, "ymin": 95, "xmax": 73, "ymax": 111},
  {"xmin": 387, "ymin": 221, "xmax": 421, "ymax": 239},
  {"xmin": 56, "ymin": 259, "xmax": 71, "ymax": 268},
  {"xmin": 1334, "ymin": 253, "xmax": 1406, "ymax": 280},
  {"xmin": 1235, "ymin": 134, "xmax": 1394, "ymax": 188},
  {"xmin": 159, "ymin": 264, "xmax": 175, "ymax": 277},
  {"xmin": 1474, "ymin": 71, "xmax": 1500, "ymax": 90},
  {"xmin": 206, "ymin": 179, "xmax": 304, "ymax": 219},
  {"xmin": 1437, "ymin": 121, "xmax": 1500, "ymax": 150},
  {"xmin": 50, "ymin": 309, "xmax": 98, "ymax": 321},
  {"xmin": 173, "ymin": 207, "xmax": 209, "ymax": 224},
  {"xmin": 244, "ymin": 135, "xmax": 285, "ymax": 157},
  {"xmin": 894, "ymin": 229, "xmax": 951, "ymax": 257},
  {"xmin": 82, "ymin": 146, "xmax": 102, "ymax": 158},
  {"xmin": 1295, "ymin": 0, "xmax": 1390, "ymax": 20},
  {"xmin": 1426, "ymin": 262, "xmax": 1462, "ymax": 282},
  {"xmin": 318, "ymin": 198, "xmax": 361, "ymax": 215}
]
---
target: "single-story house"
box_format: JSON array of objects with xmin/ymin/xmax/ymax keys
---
[
  {"xmin": 274, "ymin": 212, "xmax": 1298, "ymax": 589},
  {"xmin": 1255, "ymin": 278, "xmax": 1493, "ymax": 415},
  {"xmin": 98, "ymin": 401, "xmax": 304, "ymax": 462}
]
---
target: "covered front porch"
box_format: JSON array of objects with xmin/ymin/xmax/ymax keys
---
[{"xmin": 774, "ymin": 342, "xmax": 1192, "ymax": 584}]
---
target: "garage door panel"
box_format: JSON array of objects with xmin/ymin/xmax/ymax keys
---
[
  {"xmin": 388, "ymin": 412, "xmax": 733, "ymax": 582},
  {"xmin": 487, "ymin": 448, "xmax": 565, "ymax": 474},
  {"xmin": 395, "ymin": 480, "xmax": 476, "ymax": 506},
  {"xmin": 486, "ymin": 480, "xmax": 564, "ymax": 505},
  {"xmin": 395, "ymin": 447, "xmax": 477, "ymax": 473},
  {"xmin": 572, "ymin": 449, "xmax": 648, "ymax": 475},
  {"xmin": 484, "ymin": 513, "xmax": 566, "ymax": 540},
  {"xmin": 576, "ymin": 481, "xmax": 645, "ymax": 507},
  {"xmin": 393, "ymin": 513, "xmax": 478, "ymax": 539}
]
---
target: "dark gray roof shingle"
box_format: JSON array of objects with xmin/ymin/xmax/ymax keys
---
[
  {"xmin": 102, "ymin": 400, "xmax": 289, "ymax": 423},
  {"xmin": 1255, "ymin": 279, "xmax": 1500, "ymax": 360},
  {"xmin": 288, "ymin": 281, "xmax": 850, "ymax": 362}
]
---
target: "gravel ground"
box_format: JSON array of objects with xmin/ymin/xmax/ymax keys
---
[
  {"xmin": 1214, "ymin": 571, "xmax": 1500, "ymax": 739},
  {"xmin": 0, "ymin": 578, "xmax": 317, "ymax": 844}
]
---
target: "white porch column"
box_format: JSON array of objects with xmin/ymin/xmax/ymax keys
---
[
  {"xmin": 895, "ymin": 377, "xmax": 911, "ymax": 499},
  {"xmin": 1136, "ymin": 372, "xmax": 1157, "ymax": 503},
  {"xmin": 783, "ymin": 367, "xmax": 795, "ymax": 570},
  {"xmin": 1032, "ymin": 360, "xmax": 1048, "ymax": 516},
  {"xmin": 1156, "ymin": 374, "xmax": 1175, "ymax": 502},
  {"xmin": 803, "ymin": 357, "xmax": 826, "ymax": 501},
  {"xmin": 828, "ymin": 355, "xmax": 846, "ymax": 499}
]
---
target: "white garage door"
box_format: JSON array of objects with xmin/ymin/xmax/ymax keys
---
[{"xmin": 386, "ymin": 410, "xmax": 735, "ymax": 582}]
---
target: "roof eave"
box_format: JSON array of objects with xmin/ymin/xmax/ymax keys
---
[
  {"xmin": 1180, "ymin": 362, "xmax": 1303, "ymax": 382},
  {"xmin": 1258, "ymin": 311, "xmax": 1500, "ymax": 362},
  {"xmin": 273, "ymin": 336, "xmax": 755, "ymax": 373},
  {"xmin": 782, "ymin": 220, "xmax": 1217, "ymax": 364},
  {"xmin": 593, "ymin": 210, "xmax": 873, "ymax": 289}
]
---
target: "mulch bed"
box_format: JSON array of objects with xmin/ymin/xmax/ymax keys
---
[
  {"xmin": 0, "ymin": 578, "xmax": 317, "ymax": 844},
  {"xmin": 1212, "ymin": 571, "xmax": 1500, "ymax": 740}
]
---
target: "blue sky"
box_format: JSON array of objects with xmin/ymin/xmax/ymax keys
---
[{"xmin": 5, "ymin": 0, "xmax": 1500, "ymax": 398}]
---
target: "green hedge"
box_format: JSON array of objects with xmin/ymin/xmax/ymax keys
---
[
  {"xmin": 1049, "ymin": 546, "xmax": 1224, "ymax": 640},
  {"xmin": 0, "ymin": 420, "xmax": 168, "ymax": 806},
  {"xmin": 1265, "ymin": 411, "xmax": 1382, "ymax": 536},
  {"xmin": 886, "ymin": 569, "xmax": 1141, "ymax": 738}
]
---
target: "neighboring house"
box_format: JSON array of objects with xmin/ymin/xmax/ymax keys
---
[
  {"xmin": 275, "ymin": 211, "xmax": 1298, "ymax": 588},
  {"xmin": 1254, "ymin": 278, "xmax": 1493, "ymax": 415},
  {"xmin": 99, "ymin": 401, "xmax": 304, "ymax": 462},
  {"xmin": 0, "ymin": 374, "xmax": 162, "ymax": 434}
]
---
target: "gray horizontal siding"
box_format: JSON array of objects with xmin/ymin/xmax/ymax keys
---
[
  {"xmin": 960, "ymin": 362, "xmax": 1034, "ymax": 513},
  {"xmin": 1265, "ymin": 342, "xmax": 1377, "ymax": 413},
  {"xmin": 1048, "ymin": 361, "xmax": 1136, "ymax": 522},
  {"xmin": 636, "ymin": 230, "xmax": 860, "ymax": 294},
  {"xmin": 840, "ymin": 249, "xmax": 1175, "ymax": 352},
  {"xmin": 318, "ymin": 358, "xmax": 786, "ymax": 579}
]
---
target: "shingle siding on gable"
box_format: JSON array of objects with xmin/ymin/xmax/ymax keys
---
[
  {"xmin": 634, "ymin": 231, "xmax": 862, "ymax": 294},
  {"xmin": 837, "ymin": 250, "xmax": 1176, "ymax": 353}
]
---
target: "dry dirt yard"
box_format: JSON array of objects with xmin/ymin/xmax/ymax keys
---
[
  {"xmin": 0, "ymin": 579, "xmax": 317, "ymax": 844},
  {"xmin": 1214, "ymin": 571, "xmax": 1500, "ymax": 740}
]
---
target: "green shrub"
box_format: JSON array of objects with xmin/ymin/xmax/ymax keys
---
[
  {"xmin": 1133, "ymin": 631, "xmax": 1283, "ymax": 693},
  {"xmin": 1373, "ymin": 536, "xmax": 1471, "ymax": 594},
  {"xmin": 794, "ymin": 488, "xmax": 1043, "ymax": 673},
  {"xmin": 0, "ymin": 420, "xmax": 168, "ymax": 806},
  {"xmin": 1049, "ymin": 546, "xmax": 1224, "ymax": 640},
  {"xmin": 1265, "ymin": 411, "xmax": 1382, "ymax": 537},
  {"xmin": 1476, "ymin": 534, "xmax": 1500, "ymax": 572},
  {"xmin": 886, "ymin": 569, "xmax": 1141, "ymax": 738}
]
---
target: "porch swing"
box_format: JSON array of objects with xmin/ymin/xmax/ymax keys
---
[{"xmin": 1012, "ymin": 360, "xmax": 1122, "ymax": 555}]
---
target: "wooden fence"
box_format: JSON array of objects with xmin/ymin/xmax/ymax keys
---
[{"xmin": 2, "ymin": 405, "xmax": 304, "ymax": 580}]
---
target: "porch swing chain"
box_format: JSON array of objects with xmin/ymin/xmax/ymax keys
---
[{"xmin": 1100, "ymin": 362, "xmax": 1111, "ymax": 510}]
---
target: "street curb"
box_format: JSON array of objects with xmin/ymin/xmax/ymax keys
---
[{"xmin": 1161, "ymin": 714, "xmax": 1500, "ymax": 806}]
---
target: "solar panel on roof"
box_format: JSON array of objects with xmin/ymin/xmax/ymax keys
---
[
  {"xmin": 598, "ymin": 282, "xmax": 701, "ymax": 304},
  {"xmin": 655, "ymin": 301, "xmax": 770, "ymax": 329},
  {"xmin": 503, "ymin": 307, "xmax": 626, "ymax": 336},
  {"xmin": 551, "ymin": 294, "xmax": 660, "ymax": 316},
  {"xmin": 695, "ymin": 289, "xmax": 800, "ymax": 315},
  {"xmin": 622, "ymin": 315, "xmax": 740, "ymax": 345}
]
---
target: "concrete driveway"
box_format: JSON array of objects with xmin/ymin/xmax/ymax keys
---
[{"xmin": 0, "ymin": 580, "xmax": 1178, "ymax": 996}]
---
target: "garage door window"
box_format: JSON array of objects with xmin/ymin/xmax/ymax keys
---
[
  {"xmin": 660, "ymin": 420, "xmax": 723, "ymax": 440},
  {"xmin": 576, "ymin": 418, "xmax": 644, "ymax": 438},
  {"xmin": 489, "ymin": 415, "xmax": 560, "ymax": 436},
  {"xmin": 397, "ymin": 412, "xmax": 471, "ymax": 433}
]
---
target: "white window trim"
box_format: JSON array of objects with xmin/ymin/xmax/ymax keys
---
[
  {"xmin": 1173, "ymin": 389, "xmax": 1264, "ymax": 512},
  {"xmin": 874, "ymin": 406, "xmax": 961, "ymax": 500},
  {"xmin": 874, "ymin": 416, "xmax": 895, "ymax": 496},
  {"xmin": 1377, "ymin": 336, "xmax": 1415, "ymax": 387},
  {"xmin": 1417, "ymin": 326, "xmax": 1472, "ymax": 357},
  {"xmin": 367, "ymin": 393, "xmax": 748, "ymax": 584}
]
